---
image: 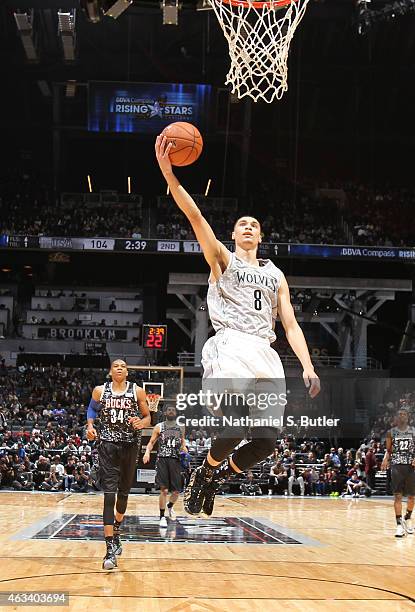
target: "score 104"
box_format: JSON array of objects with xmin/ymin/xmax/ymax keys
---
[{"xmin": 142, "ymin": 324, "xmax": 167, "ymax": 350}]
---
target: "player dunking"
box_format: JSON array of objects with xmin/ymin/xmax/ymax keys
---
[
  {"xmin": 155, "ymin": 135, "xmax": 320, "ymax": 517},
  {"xmin": 86, "ymin": 359, "xmax": 150, "ymax": 569},
  {"xmin": 143, "ymin": 405, "xmax": 187, "ymax": 527},
  {"xmin": 381, "ymin": 405, "xmax": 415, "ymax": 537}
]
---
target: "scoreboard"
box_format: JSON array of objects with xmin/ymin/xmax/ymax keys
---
[{"xmin": 142, "ymin": 325, "xmax": 168, "ymax": 350}]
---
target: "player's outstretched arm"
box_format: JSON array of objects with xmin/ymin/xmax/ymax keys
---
[
  {"xmin": 277, "ymin": 275, "xmax": 320, "ymax": 398},
  {"xmin": 155, "ymin": 135, "xmax": 229, "ymax": 279}
]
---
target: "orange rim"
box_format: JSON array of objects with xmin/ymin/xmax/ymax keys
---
[{"xmin": 221, "ymin": 0, "xmax": 297, "ymax": 8}]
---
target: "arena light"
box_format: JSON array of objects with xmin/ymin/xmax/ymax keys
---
[
  {"xmin": 58, "ymin": 9, "xmax": 76, "ymax": 62},
  {"xmin": 162, "ymin": 0, "xmax": 179, "ymax": 25},
  {"xmin": 65, "ymin": 80, "xmax": 76, "ymax": 97},
  {"xmin": 80, "ymin": 0, "xmax": 103, "ymax": 23},
  {"xmin": 204, "ymin": 179, "xmax": 212, "ymax": 197},
  {"xmin": 14, "ymin": 11, "xmax": 38, "ymax": 62},
  {"xmin": 80, "ymin": 0, "xmax": 132, "ymax": 23},
  {"xmin": 197, "ymin": 0, "xmax": 214, "ymax": 10},
  {"xmin": 87, "ymin": 175, "xmax": 93, "ymax": 193},
  {"xmin": 105, "ymin": 0, "xmax": 133, "ymax": 19},
  {"xmin": 127, "ymin": 176, "xmax": 131, "ymax": 194}
]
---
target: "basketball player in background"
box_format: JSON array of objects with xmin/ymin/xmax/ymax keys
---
[
  {"xmin": 86, "ymin": 359, "xmax": 150, "ymax": 569},
  {"xmin": 143, "ymin": 405, "xmax": 187, "ymax": 527},
  {"xmin": 155, "ymin": 136, "xmax": 320, "ymax": 517},
  {"xmin": 381, "ymin": 405, "xmax": 415, "ymax": 537}
]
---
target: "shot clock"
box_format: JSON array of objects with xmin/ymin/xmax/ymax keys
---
[{"xmin": 142, "ymin": 324, "xmax": 168, "ymax": 350}]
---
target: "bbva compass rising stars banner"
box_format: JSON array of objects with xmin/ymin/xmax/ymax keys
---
[{"xmin": 88, "ymin": 81, "xmax": 212, "ymax": 134}]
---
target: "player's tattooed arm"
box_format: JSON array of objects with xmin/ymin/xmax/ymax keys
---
[
  {"xmin": 142, "ymin": 424, "xmax": 161, "ymax": 464},
  {"xmin": 129, "ymin": 386, "xmax": 151, "ymax": 431},
  {"xmin": 155, "ymin": 135, "xmax": 230, "ymax": 279},
  {"xmin": 277, "ymin": 274, "xmax": 320, "ymax": 398}
]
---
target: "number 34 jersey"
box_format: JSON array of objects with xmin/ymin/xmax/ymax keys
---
[
  {"xmin": 99, "ymin": 381, "xmax": 142, "ymax": 443},
  {"xmin": 390, "ymin": 426, "xmax": 415, "ymax": 465}
]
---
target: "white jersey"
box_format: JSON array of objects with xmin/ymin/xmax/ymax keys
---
[{"xmin": 207, "ymin": 252, "xmax": 283, "ymax": 343}]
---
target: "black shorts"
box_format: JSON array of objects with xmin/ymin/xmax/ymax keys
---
[
  {"xmin": 391, "ymin": 464, "xmax": 415, "ymax": 496},
  {"xmin": 98, "ymin": 440, "xmax": 138, "ymax": 494},
  {"xmin": 156, "ymin": 456, "xmax": 183, "ymax": 492}
]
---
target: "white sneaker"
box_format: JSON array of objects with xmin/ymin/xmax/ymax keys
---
[
  {"xmin": 168, "ymin": 506, "xmax": 177, "ymax": 521},
  {"xmin": 395, "ymin": 522, "xmax": 406, "ymax": 538},
  {"xmin": 404, "ymin": 518, "xmax": 414, "ymax": 535},
  {"xmin": 159, "ymin": 516, "xmax": 168, "ymax": 528}
]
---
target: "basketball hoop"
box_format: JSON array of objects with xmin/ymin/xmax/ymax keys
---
[
  {"xmin": 208, "ymin": 0, "xmax": 310, "ymax": 103},
  {"xmin": 146, "ymin": 393, "xmax": 161, "ymax": 412}
]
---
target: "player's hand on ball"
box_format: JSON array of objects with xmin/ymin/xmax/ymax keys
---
[
  {"xmin": 303, "ymin": 369, "xmax": 320, "ymax": 398},
  {"xmin": 155, "ymin": 135, "xmax": 173, "ymax": 174},
  {"xmin": 129, "ymin": 416, "xmax": 144, "ymax": 430},
  {"xmin": 86, "ymin": 426, "xmax": 97, "ymax": 441}
]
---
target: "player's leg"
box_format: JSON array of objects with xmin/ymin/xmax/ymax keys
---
[
  {"xmin": 156, "ymin": 457, "xmax": 170, "ymax": 526},
  {"xmin": 159, "ymin": 487, "xmax": 169, "ymax": 527},
  {"xmin": 394, "ymin": 494, "xmax": 405, "ymax": 537},
  {"xmin": 114, "ymin": 442, "xmax": 140, "ymax": 554},
  {"xmin": 167, "ymin": 459, "xmax": 183, "ymax": 520},
  {"xmin": 201, "ymin": 426, "xmax": 277, "ymax": 517},
  {"xmin": 403, "ymin": 468, "xmax": 415, "ymax": 534},
  {"xmin": 288, "ymin": 476, "xmax": 294, "ymax": 496},
  {"xmin": 184, "ymin": 427, "xmax": 244, "ymax": 516},
  {"xmin": 391, "ymin": 465, "xmax": 406, "ymax": 537},
  {"xmin": 99, "ymin": 442, "xmax": 120, "ymax": 569},
  {"xmin": 404, "ymin": 495, "xmax": 414, "ymax": 534}
]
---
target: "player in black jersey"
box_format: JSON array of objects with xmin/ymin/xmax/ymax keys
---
[
  {"xmin": 86, "ymin": 359, "xmax": 150, "ymax": 569},
  {"xmin": 381, "ymin": 405, "xmax": 415, "ymax": 538},
  {"xmin": 143, "ymin": 405, "xmax": 187, "ymax": 527}
]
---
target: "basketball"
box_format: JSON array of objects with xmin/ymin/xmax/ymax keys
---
[{"xmin": 161, "ymin": 122, "xmax": 203, "ymax": 167}]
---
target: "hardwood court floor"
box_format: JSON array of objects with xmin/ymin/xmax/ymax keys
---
[{"xmin": 0, "ymin": 492, "xmax": 414, "ymax": 611}]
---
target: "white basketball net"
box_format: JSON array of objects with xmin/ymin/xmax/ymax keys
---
[
  {"xmin": 146, "ymin": 393, "xmax": 161, "ymax": 412},
  {"xmin": 208, "ymin": 0, "xmax": 310, "ymax": 103}
]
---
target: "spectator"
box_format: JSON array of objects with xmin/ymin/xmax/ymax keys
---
[
  {"xmin": 364, "ymin": 446, "xmax": 377, "ymax": 490},
  {"xmin": 70, "ymin": 466, "xmax": 89, "ymax": 492},
  {"xmin": 78, "ymin": 440, "xmax": 91, "ymax": 455},
  {"xmin": 345, "ymin": 472, "xmax": 364, "ymax": 497},
  {"xmin": 287, "ymin": 462, "xmax": 305, "ymax": 496},
  {"xmin": 53, "ymin": 456, "xmax": 65, "ymax": 477},
  {"xmin": 40, "ymin": 465, "xmax": 62, "ymax": 491},
  {"xmin": 268, "ymin": 462, "xmax": 288, "ymax": 495},
  {"xmin": 63, "ymin": 457, "xmax": 77, "ymax": 491},
  {"xmin": 240, "ymin": 471, "xmax": 262, "ymax": 496}
]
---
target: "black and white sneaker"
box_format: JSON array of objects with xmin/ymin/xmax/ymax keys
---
[
  {"xmin": 102, "ymin": 545, "xmax": 117, "ymax": 570},
  {"xmin": 184, "ymin": 465, "xmax": 214, "ymax": 516},
  {"xmin": 113, "ymin": 533, "xmax": 122, "ymax": 556},
  {"xmin": 202, "ymin": 473, "xmax": 226, "ymax": 517}
]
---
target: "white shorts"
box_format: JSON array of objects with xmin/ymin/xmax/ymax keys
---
[
  {"xmin": 201, "ymin": 328, "xmax": 286, "ymax": 423},
  {"xmin": 202, "ymin": 327, "xmax": 285, "ymax": 379}
]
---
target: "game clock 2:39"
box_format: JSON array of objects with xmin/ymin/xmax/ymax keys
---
[{"xmin": 142, "ymin": 324, "xmax": 167, "ymax": 350}]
